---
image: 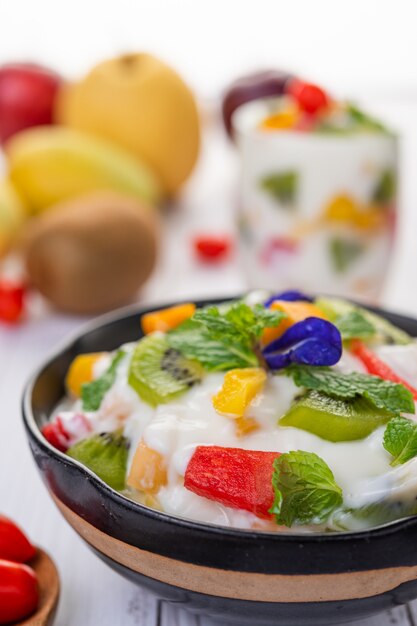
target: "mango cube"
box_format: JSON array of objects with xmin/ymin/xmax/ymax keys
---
[
  {"xmin": 66, "ymin": 352, "xmax": 105, "ymax": 397},
  {"xmin": 261, "ymin": 300, "xmax": 328, "ymax": 346},
  {"xmin": 213, "ymin": 368, "xmax": 266, "ymax": 417}
]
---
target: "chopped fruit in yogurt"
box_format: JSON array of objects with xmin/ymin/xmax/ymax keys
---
[
  {"xmin": 212, "ymin": 368, "xmax": 266, "ymax": 417},
  {"xmin": 44, "ymin": 292, "xmax": 417, "ymax": 533},
  {"xmin": 257, "ymin": 77, "xmax": 388, "ymax": 135}
]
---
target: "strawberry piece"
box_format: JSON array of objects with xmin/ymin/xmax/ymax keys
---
[
  {"xmin": 0, "ymin": 280, "xmax": 26, "ymax": 324},
  {"xmin": 193, "ymin": 235, "xmax": 232, "ymax": 263},
  {"xmin": 41, "ymin": 422, "xmax": 70, "ymax": 452},
  {"xmin": 184, "ymin": 445, "xmax": 280, "ymax": 518},
  {"xmin": 286, "ymin": 79, "xmax": 330, "ymax": 115}
]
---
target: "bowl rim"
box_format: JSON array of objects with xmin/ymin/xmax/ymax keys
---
[{"xmin": 22, "ymin": 295, "xmax": 417, "ymax": 543}]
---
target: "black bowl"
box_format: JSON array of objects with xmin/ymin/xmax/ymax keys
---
[{"xmin": 22, "ymin": 299, "xmax": 417, "ymax": 625}]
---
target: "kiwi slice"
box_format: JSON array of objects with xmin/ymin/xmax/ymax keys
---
[
  {"xmin": 280, "ymin": 390, "xmax": 392, "ymax": 441},
  {"xmin": 67, "ymin": 432, "xmax": 129, "ymax": 491},
  {"xmin": 315, "ymin": 296, "xmax": 411, "ymax": 345},
  {"xmin": 128, "ymin": 335, "xmax": 203, "ymax": 406}
]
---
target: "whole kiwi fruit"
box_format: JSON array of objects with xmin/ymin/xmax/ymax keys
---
[{"xmin": 23, "ymin": 192, "xmax": 159, "ymax": 314}]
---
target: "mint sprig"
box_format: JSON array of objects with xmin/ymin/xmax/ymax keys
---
[
  {"xmin": 168, "ymin": 302, "xmax": 285, "ymax": 371},
  {"xmin": 383, "ymin": 416, "xmax": 417, "ymax": 466},
  {"xmin": 335, "ymin": 310, "xmax": 375, "ymax": 341},
  {"xmin": 81, "ymin": 350, "xmax": 126, "ymax": 411},
  {"xmin": 270, "ymin": 451, "xmax": 343, "ymax": 526},
  {"xmin": 286, "ymin": 365, "xmax": 415, "ymax": 417}
]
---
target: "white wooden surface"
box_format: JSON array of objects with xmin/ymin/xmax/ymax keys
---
[{"xmin": 3, "ymin": 103, "xmax": 417, "ymax": 625}]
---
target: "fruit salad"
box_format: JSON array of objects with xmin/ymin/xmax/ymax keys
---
[
  {"xmin": 43, "ymin": 292, "xmax": 417, "ymax": 533},
  {"xmin": 233, "ymin": 79, "xmax": 397, "ymax": 300}
]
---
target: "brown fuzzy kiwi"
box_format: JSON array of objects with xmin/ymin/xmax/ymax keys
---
[{"xmin": 23, "ymin": 192, "xmax": 159, "ymax": 314}]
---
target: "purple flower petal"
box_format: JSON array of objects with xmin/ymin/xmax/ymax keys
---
[
  {"xmin": 262, "ymin": 317, "xmax": 342, "ymax": 370},
  {"xmin": 264, "ymin": 290, "xmax": 313, "ymax": 307}
]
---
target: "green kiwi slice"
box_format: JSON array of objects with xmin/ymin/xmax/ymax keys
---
[
  {"xmin": 280, "ymin": 390, "xmax": 392, "ymax": 442},
  {"xmin": 67, "ymin": 432, "xmax": 129, "ymax": 491},
  {"xmin": 128, "ymin": 335, "xmax": 203, "ymax": 406}
]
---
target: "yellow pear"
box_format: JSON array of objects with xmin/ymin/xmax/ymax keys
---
[
  {"xmin": 6, "ymin": 126, "xmax": 161, "ymax": 213},
  {"xmin": 56, "ymin": 53, "xmax": 200, "ymax": 196},
  {"xmin": 0, "ymin": 178, "xmax": 26, "ymax": 257}
]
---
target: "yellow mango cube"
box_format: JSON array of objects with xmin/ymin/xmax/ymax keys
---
[
  {"xmin": 213, "ymin": 368, "xmax": 267, "ymax": 417},
  {"xmin": 66, "ymin": 352, "xmax": 105, "ymax": 397},
  {"xmin": 127, "ymin": 440, "xmax": 167, "ymax": 495},
  {"xmin": 261, "ymin": 301, "xmax": 328, "ymax": 347}
]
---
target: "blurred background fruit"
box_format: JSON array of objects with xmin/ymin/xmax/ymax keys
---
[
  {"xmin": 23, "ymin": 192, "xmax": 159, "ymax": 314},
  {"xmin": 56, "ymin": 53, "xmax": 200, "ymax": 196},
  {"xmin": 6, "ymin": 126, "xmax": 161, "ymax": 213},
  {"xmin": 0, "ymin": 63, "xmax": 62, "ymax": 144},
  {"xmin": 221, "ymin": 69, "xmax": 294, "ymax": 138},
  {"xmin": 0, "ymin": 178, "xmax": 26, "ymax": 257}
]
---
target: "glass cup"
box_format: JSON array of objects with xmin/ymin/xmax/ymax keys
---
[{"xmin": 233, "ymin": 98, "xmax": 398, "ymax": 302}]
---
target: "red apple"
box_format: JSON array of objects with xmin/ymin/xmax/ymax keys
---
[
  {"xmin": 221, "ymin": 69, "xmax": 294, "ymax": 138},
  {"xmin": 0, "ymin": 62, "xmax": 62, "ymax": 144}
]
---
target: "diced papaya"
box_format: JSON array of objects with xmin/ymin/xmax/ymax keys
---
[
  {"xmin": 213, "ymin": 368, "xmax": 266, "ymax": 417},
  {"xmin": 66, "ymin": 353, "xmax": 105, "ymax": 397},
  {"xmin": 261, "ymin": 300, "xmax": 328, "ymax": 346},
  {"xmin": 322, "ymin": 194, "xmax": 385, "ymax": 231},
  {"xmin": 235, "ymin": 416, "xmax": 260, "ymax": 437},
  {"xmin": 127, "ymin": 440, "xmax": 167, "ymax": 494},
  {"xmin": 141, "ymin": 303, "xmax": 196, "ymax": 334},
  {"xmin": 259, "ymin": 107, "xmax": 299, "ymax": 131}
]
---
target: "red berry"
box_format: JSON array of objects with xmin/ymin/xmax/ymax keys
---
[
  {"xmin": 193, "ymin": 236, "xmax": 232, "ymax": 263},
  {"xmin": 41, "ymin": 422, "xmax": 70, "ymax": 452},
  {"xmin": 0, "ymin": 280, "xmax": 26, "ymax": 323},
  {"xmin": 286, "ymin": 79, "xmax": 330, "ymax": 115}
]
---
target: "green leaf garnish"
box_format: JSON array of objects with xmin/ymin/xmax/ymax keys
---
[
  {"xmin": 177, "ymin": 302, "xmax": 285, "ymax": 369},
  {"xmin": 260, "ymin": 171, "xmax": 298, "ymax": 205},
  {"xmin": 346, "ymin": 103, "xmax": 389, "ymax": 133},
  {"xmin": 286, "ymin": 365, "xmax": 415, "ymax": 417},
  {"xmin": 335, "ymin": 310, "xmax": 376, "ymax": 341},
  {"xmin": 81, "ymin": 350, "xmax": 126, "ymax": 411},
  {"xmin": 168, "ymin": 319, "xmax": 253, "ymax": 371},
  {"xmin": 372, "ymin": 169, "xmax": 396, "ymax": 204},
  {"xmin": 383, "ymin": 416, "xmax": 417, "ymax": 466},
  {"xmin": 329, "ymin": 238, "xmax": 364, "ymax": 273},
  {"xmin": 270, "ymin": 451, "xmax": 343, "ymax": 526}
]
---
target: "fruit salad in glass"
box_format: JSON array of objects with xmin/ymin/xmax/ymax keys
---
[
  {"xmin": 233, "ymin": 78, "xmax": 397, "ymax": 301},
  {"xmin": 41, "ymin": 291, "xmax": 417, "ymax": 533}
]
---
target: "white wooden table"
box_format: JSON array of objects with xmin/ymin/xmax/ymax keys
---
[{"xmin": 3, "ymin": 101, "xmax": 417, "ymax": 625}]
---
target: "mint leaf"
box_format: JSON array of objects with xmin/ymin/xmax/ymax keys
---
[
  {"xmin": 286, "ymin": 365, "xmax": 415, "ymax": 417},
  {"xmin": 329, "ymin": 238, "xmax": 364, "ymax": 273},
  {"xmin": 270, "ymin": 451, "xmax": 343, "ymax": 526},
  {"xmin": 260, "ymin": 171, "xmax": 298, "ymax": 205},
  {"xmin": 188, "ymin": 302, "xmax": 285, "ymax": 369},
  {"xmin": 346, "ymin": 103, "xmax": 388, "ymax": 133},
  {"xmin": 335, "ymin": 310, "xmax": 376, "ymax": 341},
  {"xmin": 372, "ymin": 169, "xmax": 396, "ymax": 204},
  {"xmin": 383, "ymin": 416, "xmax": 417, "ymax": 466},
  {"xmin": 168, "ymin": 319, "xmax": 254, "ymax": 371},
  {"xmin": 81, "ymin": 350, "xmax": 126, "ymax": 411}
]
